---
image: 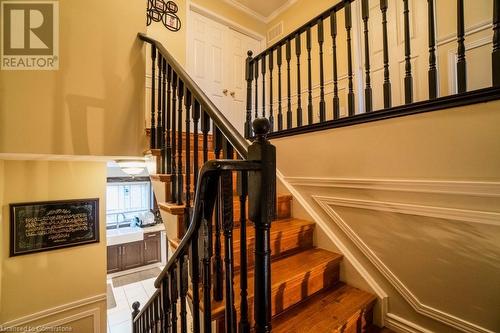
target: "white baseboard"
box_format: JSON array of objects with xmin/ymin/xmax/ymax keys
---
[
  {"xmin": 1, "ymin": 294, "xmax": 106, "ymax": 330},
  {"xmin": 386, "ymin": 313, "xmax": 434, "ymax": 333}
]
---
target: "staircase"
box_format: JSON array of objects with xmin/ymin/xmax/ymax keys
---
[
  {"xmin": 147, "ymin": 133, "xmax": 378, "ymax": 332},
  {"xmin": 132, "ymin": 31, "xmax": 387, "ymax": 332},
  {"xmin": 131, "ymin": 0, "xmax": 500, "ymax": 329}
]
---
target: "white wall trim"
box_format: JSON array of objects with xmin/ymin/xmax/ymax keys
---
[
  {"xmin": 385, "ymin": 313, "xmax": 434, "ymax": 333},
  {"xmin": 276, "ymin": 170, "xmax": 389, "ymax": 325},
  {"xmin": 312, "ymin": 195, "xmax": 496, "ymax": 333},
  {"xmin": 266, "ymin": 0, "xmax": 299, "ymax": 23},
  {"xmin": 189, "ymin": 2, "xmax": 266, "ymax": 42},
  {"xmin": 43, "ymin": 308, "xmax": 101, "ymax": 333},
  {"xmin": 447, "ymin": 35, "xmax": 493, "ymax": 95},
  {"xmin": 222, "ymin": 0, "xmax": 299, "ymax": 24},
  {"xmin": 437, "ymin": 20, "xmax": 492, "ymax": 47},
  {"xmin": 221, "ymin": 0, "xmax": 268, "ymax": 23},
  {"xmin": 1, "ymin": 293, "xmax": 106, "ymax": 328},
  {"xmin": 313, "ymin": 195, "xmax": 500, "ymax": 226},
  {"xmin": 284, "ymin": 177, "xmax": 500, "ymax": 198}
]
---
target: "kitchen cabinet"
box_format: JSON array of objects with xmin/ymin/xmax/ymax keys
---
[
  {"xmin": 106, "ymin": 245, "xmax": 121, "ymax": 274},
  {"xmin": 121, "ymin": 241, "xmax": 144, "ymax": 270},
  {"xmin": 107, "ymin": 231, "xmax": 162, "ymax": 274},
  {"xmin": 143, "ymin": 231, "xmax": 161, "ymax": 264}
]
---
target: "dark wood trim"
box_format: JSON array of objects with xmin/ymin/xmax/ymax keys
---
[{"xmin": 259, "ymin": 87, "xmax": 500, "ymax": 140}]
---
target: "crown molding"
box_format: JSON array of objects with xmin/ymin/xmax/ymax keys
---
[
  {"xmin": 222, "ymin": 0, "xmax": 267, "ymax": 23},
  {"xmin": 222, "ymin": 0, "xmax": 299, "ymax": 24},
  {"xmin": 266, "ymin": 0, "xmax": 298, "ymax": 23}
]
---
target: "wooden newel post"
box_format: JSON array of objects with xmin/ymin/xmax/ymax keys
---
[
  {"xmin": 245, "ymin": 51, "xmax": 254, "ymax": 138},
  {"xmin": 131, "ymin": 301, "xmax": 140, "ymax": 333},
  {"xmin": 248, "ymin": 118, "xmax": 276, "ymax": 333}
]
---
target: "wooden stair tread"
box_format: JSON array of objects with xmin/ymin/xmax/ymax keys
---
[
  {"xmin": 272, "ymin": 283, "xmax": 377, "ymax": 333},
  {"xmin": 158, "ymin": 202, "xmax": 186, "ymax": 215},
  {"xmin": 150, "ymin": 174, "xmax": 173, "ymax": 182},
  {"xmin": 211, "ymin": 248, "xmax": 343, "ymax": 318}
]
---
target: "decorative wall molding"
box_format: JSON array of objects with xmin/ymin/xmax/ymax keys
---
[
  {"xmin": 266, "ymin": 0, "xmax": 299, "ymax": 23},
  {"xmin": 284, "ymin": 177, "xmax": 500, "ymax": 198},
  {"xmin": 43, "ymin": 308, "xmax": 101, "ymax": 333},
  {"xmin": 222, "ymin": 0, "xmax": 267, "ymax": 23},
  {"xmin": 275, "ymin": 170, "xmax": 390, "ymax": 326},
  {"xmin": 385, "ymin": 313, "xmax": 434, "ymax": 333},
  {"xmin": 1, "ymin": 293, "xmax": 106, "ymax": 329},
  {"xmin": 437, "ymin": 20, "xmax": 492, "ymax": 47},
  {"xmin": 312, "ymin": 195, "xmax": 496, "ymax": 333},
  {"xmin": 222, "ymin": 0, "xmax": 299, "ymax": 24},
  {"xmin": 447, "ymin": 36, "xmax": 493, "ymax": 95},
  {"xmin": 189, "ymin": 2, "xmax": 266, "ymax": 42},
  {"xmin": 313, "ymin": 195, "xmax": 500, "ymax": 226},
  {"xmin": 279, "ymin": 174, "xmax": 499, "ymax": 333}
]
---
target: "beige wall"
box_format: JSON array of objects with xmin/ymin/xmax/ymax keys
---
[
  {"xmin": 0, "ymin": 160, "xmax": 107, "ymax": 332},
  {"xmin": 272, "ymin": 100, "xmax": 500, "ymax": 332},
  {"xmin": 0, "ymin": 0, "xmax": 147, "ymax": 157}
]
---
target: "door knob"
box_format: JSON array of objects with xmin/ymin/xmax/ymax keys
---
[
  {"xmin": 222, "ymin": 89, "xmax": 228, "ymax": 95},
  {"xmin": 230, "ymin": 91, "xmax": 235, "ymax": 97}
]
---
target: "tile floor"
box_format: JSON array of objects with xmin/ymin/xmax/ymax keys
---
[{"xmin": 107, "ymin": 275, "xmax": 157, "ymax": 333}]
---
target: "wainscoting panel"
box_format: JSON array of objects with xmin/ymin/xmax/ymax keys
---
[{"xmin": 281, "ymin": 175, "xmax": 500, "ymax": 333}]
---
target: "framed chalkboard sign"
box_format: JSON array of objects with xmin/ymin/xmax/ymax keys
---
[{"xmin": 10, "ymin": 198, "xmax": 99, "ymax": 256}]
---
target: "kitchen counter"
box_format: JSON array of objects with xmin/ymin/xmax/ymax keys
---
[{"xmin": 140, "ymin": 223, "xmax": 165, "ymax": 233}]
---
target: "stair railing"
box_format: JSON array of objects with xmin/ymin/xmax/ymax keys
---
[
  {"xmin": 244, "ymin": 0, "xmax": 500, "ymax": 139},
  {"xmin": 134, "ymin": 33, "xmax": 276, "ymax": 333}
]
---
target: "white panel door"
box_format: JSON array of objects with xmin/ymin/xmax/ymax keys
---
[
  {"xmin": 188, "ymin": 11, "xmax": 261, "ymax": 135},
  {"xmin": 188, "ymin": 11, "xmax": 227, "ymax": 111},
  {"xmin": 226, "ymin": 29, "xmax": 261, "ymax": 134}
]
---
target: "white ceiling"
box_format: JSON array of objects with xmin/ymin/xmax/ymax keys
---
[{"xmin": 227, "ymin": 0, "xmax": 295, "ymax": 22}]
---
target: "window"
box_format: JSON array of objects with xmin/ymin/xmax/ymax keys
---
[{"xmin": 106, "ymin": 181, "xmax": 152, "ymax": 229}]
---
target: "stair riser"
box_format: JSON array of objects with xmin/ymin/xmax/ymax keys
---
[
  {"xmin": 230, "ymin": 226, "xmax": 314, "ymax": 270},
  {"xmin": 170, "ymin": 225, "xmax": 315, "ymax": 269},
  {"xmin": 214, "ymin": 264, "xmax": 340, "ymax": 327},
  {"xmin": 159, "ymin": 195, "xmax": 292, "ymax": 223}
]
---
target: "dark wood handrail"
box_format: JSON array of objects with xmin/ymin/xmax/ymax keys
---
[
  {"xmin": 138, "ymin": 33, "xmax": 250, "ymax": 159},
  {"xmin": 154, "ymin": 160, "xmax": 261, "ymax": 289}
]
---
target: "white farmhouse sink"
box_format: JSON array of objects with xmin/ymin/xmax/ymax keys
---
[{"xmin": 106, "ymin": 227, "xmax": 144, "ymax": 246}]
